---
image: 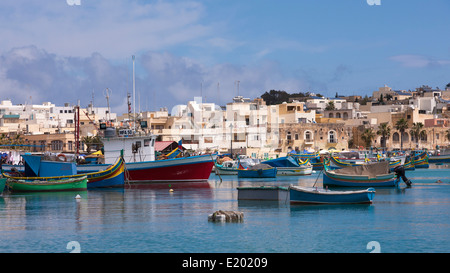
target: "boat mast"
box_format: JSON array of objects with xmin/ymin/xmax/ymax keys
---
[
  {"xmin": 74, "ymin": 105, "xmax": 80, "ymax": 157},
  {"xmin": 132, "ymin": 55, "xmax": 136, "ymax": 132}
]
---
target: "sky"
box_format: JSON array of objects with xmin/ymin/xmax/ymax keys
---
[{"xmin": 1, "ymin": 0, "xmax": 450, "ymax": 115}]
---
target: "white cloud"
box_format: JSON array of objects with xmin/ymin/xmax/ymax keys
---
[
  {"xmin": 0, "ymin": 46, "xmax": 311, "ymax": 114},
  {"xmin": 390, "ymin": 54, "xmax": 450, "ymax": 68},
  {"xmin": 0, "ymin": 0, "xmax": 211, "ymax": 58}
]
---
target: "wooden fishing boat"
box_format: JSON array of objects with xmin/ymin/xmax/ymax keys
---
[
  {"xmin": 428, "ymin": 154, "xmax": 450, "ymax": 164},
  {"xmin": 76, "ymin": 135, "xmax": 216, "ymax": 183},
  {"xmin": 413, "ymin": 151, "xmax": 429, "ymax": 168},
  {"xmin": 237, "ymin": 164, "xmax": 277, "ymax": 178},
  {"xmin": 6, "ymin": 176, "xmax": 87, "ymax": 192},
  {"xmin": 293, "ymin": 154, "xmax": 323, "ymax": 170},
  {"xmin": 323, "ymin": 161, "xmax": 399, "ymax": 187},
  {"xmin": 3, "ymin": 156, "xmax": 125, "ymax": 188},
  {"xmin": 214, "ymin": 160, "xmax": 239, "ymax": 175},
  {"xmin": 289, "ymin": 185, "xmax": 375, "ymax": 204},
  {"xmin": 262, "ymin": 156, "xmax": 312, "ymax": 176},
  {"xmin": 403, "ymin": 156, "xmax": 415, "ymax": 171},
  {"xmin": 214, "ymin": 157, "xmax": 258, "ymax": 175},
  {"xmin": 330, "ymin": 156, "xmax": 402, "ymax": 170}
]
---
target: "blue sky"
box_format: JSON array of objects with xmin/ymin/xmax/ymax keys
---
[{"xmin": 0, "ymin": 0, "xmax": 449, "ymax": 114}]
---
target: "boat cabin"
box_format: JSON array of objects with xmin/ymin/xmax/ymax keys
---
[{"xmin": 102, "ymin": 128, "xmax": 156, "ymax": 164}]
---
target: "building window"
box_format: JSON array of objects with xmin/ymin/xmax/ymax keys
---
[
  {"xmin": 393, "ymin": 132, "xmax": 400, "ymax": 142},
  {"xmin": 51, "ymin": 140, "xmax": 63, "ymax": 151},
  {"xmin": 305, "ymin": 131, "xmax": 312, "ymax": 142},
  {"xmin": 39, "ymin": 141, "xmax": 46, "ymax": 152},
  {"xmin": 328, "ymin": 131, "xmax": 337, "ymax": 143}
]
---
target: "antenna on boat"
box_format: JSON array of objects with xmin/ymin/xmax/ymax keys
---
[{"xmin": 104, "ymin": 88, "xmax": 111, "ymax": 123}]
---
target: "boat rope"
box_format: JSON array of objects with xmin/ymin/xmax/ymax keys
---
[
  {"xmin": 211, "ymin": 154, "xmax": 222, "ymax": 183},
  {"xmin": 122, "ymin": 156, "xmax": 131, "ymax": 188},
  {"xmin": 312, "ymin": 159, "xmax": 326, "ymax": 188}
]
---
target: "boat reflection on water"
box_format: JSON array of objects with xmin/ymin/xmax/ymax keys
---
[{"xmin": 126, "ymin": 181, "xmax": 212, "ymax": 190}]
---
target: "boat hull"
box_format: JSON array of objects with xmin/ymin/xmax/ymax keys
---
[
  {"xmin": 7, "ymin": 176, "xmax": 88, "ymax": 192},
  {"xmin": 77, "ymin": 155, "xmax": 215, "ymax": 183},
  {"xmin": 214, "ymin": 165, "xmax": 238, "ymax": 175},
  {"xmin": 237, "ymin": 168, "xmax": 277, "ymax": 178},
  {"xmin": 323, "ymin": 171, "xmax": 398, "ymax": 187},
  {"xmin": 428, "ymin": 155, "xmax": 450, "ymax": 163},
  {"xmin": 85, "ymin": 158, "xmax": 125, "ymax": 188},
  {"xmin": 276, "ymin": 166, "xmax": 313, "ymax": 176},
  {"xmin": 289, "ymin": 186, "xmax": 375, "ymax": 204}
]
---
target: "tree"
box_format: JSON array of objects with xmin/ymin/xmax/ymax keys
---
[
  {"xmin": 377, "ymin": 122, "xmax": 391, "ymax": 149},
  {"xmin": 361, "ymin": 128, "xmax": 376, "ymax": 148},
  {"xmin": 410, "ymin": 122, "xmax": 427, "ymax": 149},
  {"xmin": 82, "ymin": 135, "xmax": 103, "ymax": 153},
  {"xmin": 325, "ymin": 101, "xmax": 335, "ymax": 110},
  {"xmin": 395, "ymin": 118, "xmax": 409, "ymax": 151}
]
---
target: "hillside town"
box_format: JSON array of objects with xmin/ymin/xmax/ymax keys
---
[{"xmin": 1, "ymin": 84, "xmax": 450, "ymax": 160}]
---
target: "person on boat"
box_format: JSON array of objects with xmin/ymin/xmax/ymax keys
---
[{"xmin": 393, "ymin": 165, "xmax": 412, "ymax": 187}]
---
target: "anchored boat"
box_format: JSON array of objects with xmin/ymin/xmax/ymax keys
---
[
  {"xmin": 6, "ymin": 176, "xmax": 87, "ymax": 192},
  {"xmin": 237, "ymin": 164, "xmax": 277, "ymax": 178},
  {"xmin": 262, "ymin": 156, "xmax": 312, "ymax": 176},
  {"xmin": 3, "ymin": 155, "xmax": 125, "ymax": 188},
  {"xmin": 322, "ymin": 161, "xmax": 399, "ymax": 187},
  {"xmin": 289, "ymin": 186, "xmax": 375, "ymax": 204}
]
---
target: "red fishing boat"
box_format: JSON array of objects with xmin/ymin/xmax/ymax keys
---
[{"xmin": 77, "ymin": 130, "xmax": 216, "ymax": 183}]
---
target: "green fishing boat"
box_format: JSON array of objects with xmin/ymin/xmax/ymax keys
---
[
  {"xmin": 0, "ymin": 178, "xmax": 6, "ymax": 195},
  {"xmin": 6, "ymin": 176, "xmax": 87, "ymax": 192}
]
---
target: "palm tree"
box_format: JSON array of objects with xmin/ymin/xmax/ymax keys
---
[
  {"xmin": 82, "ymin": 135, "xmax": 103, "ymax": 153},
  {"xmin": 446, "ymin": 129, "xmax": 450, "ymax": 141},
  {"xmin": 376, "ymin": 122, "xmax": 391, "ymax": 149},
  {"xmin": 361, "ymin": 128, "xmax": 376, "ymax": 148},
  {"xmin": 410, "ymin": 122, "xmax": 427, "ymax": 149},
  {"xmin": 395, "ymin": 118, "xmax": 409, "ymax": 151}
]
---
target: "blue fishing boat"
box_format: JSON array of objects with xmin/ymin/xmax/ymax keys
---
[
  {"xmin": 293, "ymin": 153, "xmax": 323, "ymax": 170},
  {"xmin": 323, "ymin": 161, "xmax": 399, "ymax": 187},
  {"xmin": 3, "ymin": 155, "xmax": 125, "ymax": 188},
  {"xmin": 428, "ymin": 154, "xmax": 450, "ymax": 163},
  {"xmin": 289, "ymin": 186, "xmax": 375, "ymax": 204},
  {"xmin": 428, "ymin": 149, "xmax": 450, "ymax": 164},
  {"xmin": 262, "ymin": 156, "xmax": 312, "ymax": 176},
  {"xmin": 237, "ymin": 164, "xmax": 277, "ymax": 178},
  {"xmin": 413, "ymin": 151, "xmax": 429, "ymax": 168},
  {"xmin": 403, "ymin": 156, "xmax": 415, "ymax": 171}
]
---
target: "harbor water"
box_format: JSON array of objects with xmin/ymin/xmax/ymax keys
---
[{"xmin": 0, "ymin": 165, "xmax": 449, "ymax": 253}]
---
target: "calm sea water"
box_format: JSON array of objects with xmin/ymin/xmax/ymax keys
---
[{"xmin": 0, "ymin": 165, "xmax": 449, "ymax": 253}]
